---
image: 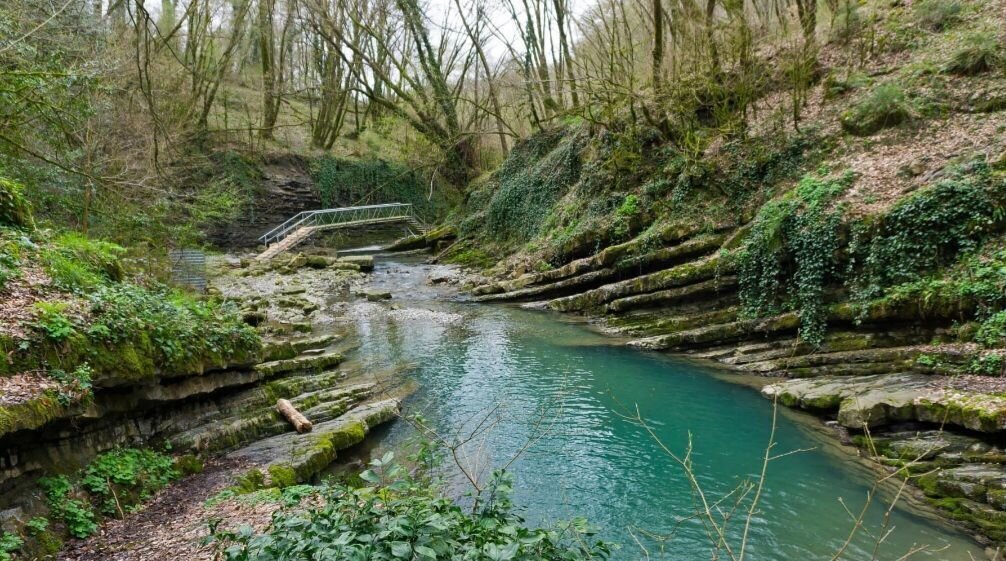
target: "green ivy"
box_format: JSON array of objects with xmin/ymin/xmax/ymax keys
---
[
  {"xmin": 312, "ymin": 156, "xmax": 450, "ymax": 221},
  {"xmin": 484, "ymin": 129, "xmax": 583, "ymax": 243},
  {"xmin": 738, "ymin": 171, "xmax": 854, "ymax": 345},
  {"xmin": 851, "ymin": 166, "xmax": 1003, "ymax": 302}
]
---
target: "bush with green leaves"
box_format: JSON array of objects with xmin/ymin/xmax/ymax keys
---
[
  {"xmin": 80, "ymin": 448, "xmax": 179, "ymax": 517},
  {"xmin": 39, "ymin": 448, "xmax": 181, "ymax": 539},
  {"xmin": 738, "ymin": 171, "xmax": 854, "ymax": 345},
  {"xmin": 913, "ymin": 0, "xmax": 962, "ymax": 32},
  {"xmin": 840, "ymin": 84, "xmax": 913, "ymax": 136},
  {"xmin": 38, "ymin": 475, "xmax": 98, "ymax": 539},
  {"xmin": 211, "ymin": 453, "xmax": 610, "ymax": 561},
  {"xmin": 32, "ymin": 301, "xmax": 76, "ymax": 342},
  {"xmin": 943, "ymin": 32, "xmax": 1003, "ymax": 76},
  {"xmin": 0, "ymin": 532, "xmax": 22, "ymax": 561},
  {"xmin": 0, "ymin": 176, "xmax": 34, "ymax": 230}
]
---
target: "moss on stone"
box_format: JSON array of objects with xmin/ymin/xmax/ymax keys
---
[{"xmin": 267, "ymin": 464, "xmax": 298, "ymax": 488}]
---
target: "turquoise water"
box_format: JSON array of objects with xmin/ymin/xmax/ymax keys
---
[{"xmin": 346, "ymin": 261, "xmax": 982, "ymax": 561}]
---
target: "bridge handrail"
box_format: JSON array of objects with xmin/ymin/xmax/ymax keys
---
[{"xmin": 259, "ymin": 203, "xmax": 415, "ymax": 245}]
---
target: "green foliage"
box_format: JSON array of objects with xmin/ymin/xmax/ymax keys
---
[
  {"xmin": 738, "ymin": 172, "xmax": 854, "ymax": 345},
  {"xmin": 39, "ymin": 448, "xmax": 180, "ymax": 539},
  {"xmin": 85, "ymin": 283, "xmax": 259, "ymax": 371},
  {"xmin": 613, "ymin": 194, "xmax": 641, "ymax": 238},
  {"xmin": 823, "ymin": 71, "xmax": 871, "ymax": 100},
  {"xmin": 840, "ymin": 84, "xmax": 913, "ymax": 136},
  {"xmin": 0, "ymin": 531, "xmax": 22, "ymax": 561},
  {"xmin": 852, "ymin": 166, "xmax": 1002, "ymax": 300},
  {"xmin": 312, "ymin": 156, "xmax": 451, "ymax": 221},
  {"xmin": 943, "ymin": 32, "xmax": 1003, "ymax": 76},
  {"xmin": 48, "ymin": 364, "xmax": 93, "ymax": 405},
  {"xmin": 38, "ymin": 475, "xmax": 98, "ymax": 539},
  {"xmin": 175, "ymin": 455, "xmax": 205, "ymax": 476},
  {"xmin": 32, "ymin": 301, "xmax": 76, "ymax": 342},
  {"xmin": 912, "ymin": 0, "xmax": 962, "ymax": 31},
  {"xmin": 976, "ymin": 311, "xmax": 1006, "ymax": 348},
  {"xmin": 42, "ymin": 232, "xmax": 125, "ymax": 291},
  {"xmin": 0, "ymin": 177, "xmax": 34, "ymax": 230},
  {"xmin": 484, "ymin": 130, "xmax": 583, "ymax": 243},
  {"xmin": 80, "ymin": 448, "xmax": 178, "ymax": 517},
  {"xmin": 210, "ymin": 454, "xmax": 609, "ymax": 561}
]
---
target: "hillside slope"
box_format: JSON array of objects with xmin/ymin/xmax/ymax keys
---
[{"xmin": 438, "ymin": 0, "xmax": 1006, "ymax": 545}]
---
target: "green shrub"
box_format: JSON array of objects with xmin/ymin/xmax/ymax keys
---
[
  {"xmin": 80, "ymin": 448, "xmax": 178, "ymax": 517},
  {"xmin": 840, "ymin": 84, "xmax": 913, "ymax": 136},
  {"xmin": 32, "ymin": 301, "xmax": 76, "ymax": 342},
  {"xmin": 976, "ymin": 311, "xmax": 1006, "ymax": 348},
  {"xmin": 38, "ymin": 475, "xmax": 99, "ymax": 539},
  {"xmin": 39, "ymin": 448, "xmax": 180, "ymax": 539},
  {"xmin": 209, "ymin": 454, "xmax": 609, "ymax": 561},
  {"xmin": 0, "ymin": 531, "xmax": 22, "ymax": 561},
  {"xmin": 0, "ymin": 177, "xmax": 34, "ymax": 230},
  {"xmin": 738, "ymin": 172, "xmax": 854, "ymax": 345},
  {"xmin": 312, "ymin": 156, "xmax": 451, "ymax": 221},
  {"xmin": 85, "ymin": 284, "xmax": 259, "ymax": 372},
  {"xmin": 943, "ymin": 32, "xmax": 1003, "ymax": 76},
  {"xmin": 913, "ymin": 0, "xmax": 962, "ymax": 31},
  {"xmin": 48, "ymin": 364, "xmax": 93, "ymax": 405},
  {"xmin": 823, "ymin": 71, "xmax": 871, "ymax": 100}
]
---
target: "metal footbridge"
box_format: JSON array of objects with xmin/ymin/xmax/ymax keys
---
[{"xmin": 257, "ymin": 203, "xmax": 427, "ymax": 260}]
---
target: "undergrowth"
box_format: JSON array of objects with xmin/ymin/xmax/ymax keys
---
[
  {"xmin": 738, "ymin": 170, "xmax": 855, "ymax": 345},
  {"xmin": 209, "ymin": 453, "xmax": 610, "ymax": 561},
  {"xmin": 39, "ymin": 448, "xmax": 182, "ymax": 539}
]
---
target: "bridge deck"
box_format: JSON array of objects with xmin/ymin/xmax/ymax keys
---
[{"xmin": 256, "ymin": 203, "xmax": 426, "ymax": 260}]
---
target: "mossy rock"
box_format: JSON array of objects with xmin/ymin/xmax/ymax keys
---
[{"xmin": 0, "ymin": 177, "xmax": 35, "ymax": 230}]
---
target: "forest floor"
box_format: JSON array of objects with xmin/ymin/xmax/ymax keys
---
[{"xmin": 55, "ymin": 458, "xmax": 277, "ymax": 561}]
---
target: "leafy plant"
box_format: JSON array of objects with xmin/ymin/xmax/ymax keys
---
[
  {"xmin": 484, "ymin": 129, "xmax": 583, "ymax": 244},
  {"xmin": 0, "ymin": 531, "xmax": 22, "ymax": 561},
  {"xmin": 32, "ymin": 301, "xmax": 76, "ymax": 342},
  {"xmin": 39, "ymin": 448, "xmax": 180, "ymax": 540},
  {"xmin": 0, "ymin": 176, "xmax": 34, "ymax": 230},
  {"xmin": 80, "ymin": 448, "xmax": 178, "ymax": 517},
  {"xmin": 210, "ymin": 453, "xmax": 610, "ymax": 561},
  {"xmin": 48, "ymin": 364, "xmax": 93, "ymax": 405},
  {"xmin": 738, "ymin": 172, "xmax": 854, "ymax": 345},
  {"xmin": 85, "ymin": 283, "xmax": 259, "ymax": 371},
  {"xmin": 840, "ymin": 84, "xmax": 913, "ymax": 136},
  {"xmin": 851, "ymin": 168, "xmax": 1002, "ymax": 301},
  {"xmin": 38, "ymin": 475, "xmax": 98, "ymax": 539},
  {"xmin": 41, "ymin": 232, "xmax": 125, "ymax": 291}
]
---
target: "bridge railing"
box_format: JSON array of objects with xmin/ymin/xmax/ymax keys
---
[{"xmin": 259, "ymin": 203, "xmax": 415, "ymax": 246}]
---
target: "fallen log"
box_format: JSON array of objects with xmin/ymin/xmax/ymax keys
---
[{"xmin": 277, "ymin": 399, "xmax": 313, "ymax": 433}]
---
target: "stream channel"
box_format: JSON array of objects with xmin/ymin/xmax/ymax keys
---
[{"xmin": 333, "ymin": 254, "xmax": 984, "ymax": 560}]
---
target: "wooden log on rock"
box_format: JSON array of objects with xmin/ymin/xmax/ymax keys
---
[{"xmin": 277, "ymin": 399, "xmax": 313, "ymax": 433}]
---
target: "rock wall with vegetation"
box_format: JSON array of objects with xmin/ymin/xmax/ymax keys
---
[
  {"xmin": 439, "ymin": 0, "xmax": 1006, "ymax": 545},
  {"xmin": 0, "ymin": 180, "xmax": 400, "ymax": 556}
]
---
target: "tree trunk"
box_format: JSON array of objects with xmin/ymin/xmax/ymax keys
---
[{"xmin": 277, "ymin": 399, "xmax": 313, "ymax": 433}]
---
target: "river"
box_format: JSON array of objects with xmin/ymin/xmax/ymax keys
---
[{"xmin": 338, "ymin": 256, "xmax": 983, "ymax": 561}]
